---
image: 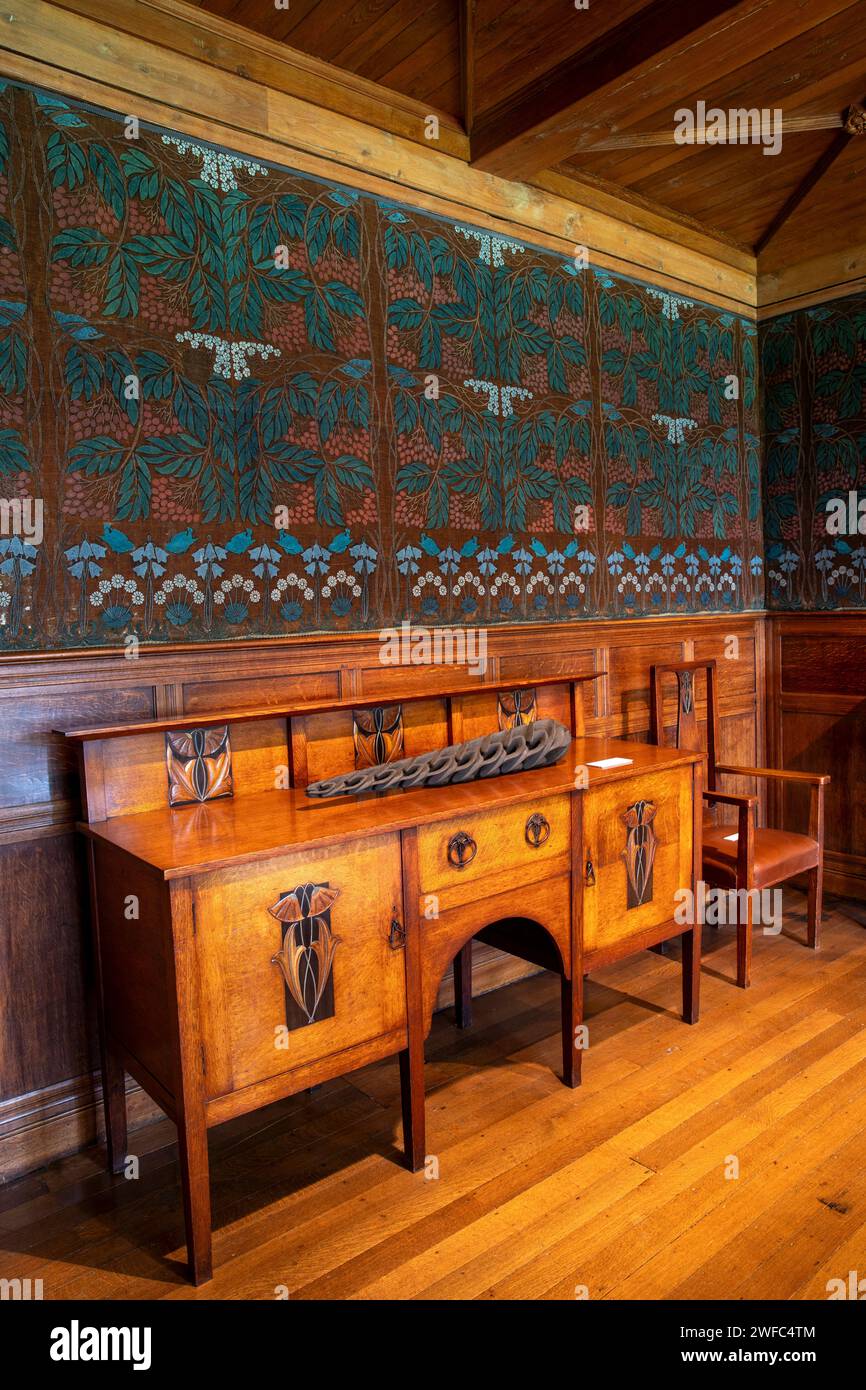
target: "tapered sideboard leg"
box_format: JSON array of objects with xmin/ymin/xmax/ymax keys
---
[
  {"xmin": 399, "ymin": 1043, "xmax": 426, "ymax": 1172},
  {"xmin": 453, "ymin": 941, "xmax": 473, "ymax": 1029},
  {"xmin": 177, "ymin": 1108, "xmax": 213, "ymax": 1285},
  {"xmin": 561, "ymin": 971, "xmax": 583, "ymax": 1089},
  {"xmin": 86, "ymin": 841, "xmax": 129, "ymax": 1175},
  {"xmin": 681, "ymin": 925, "xmax": 701, "ymax": 1023},
  {"xmin": 399, "ymin": 827, "xmax": 427, "ymax": 1172},
  {"xmin": 101, "ymin": 1037, "xmax": 128, "ymax": 1175}
]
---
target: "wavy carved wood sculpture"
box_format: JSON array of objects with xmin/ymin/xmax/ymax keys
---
[{"xmin": 306, "ymin": 718, "xmax": 572, "ymax": 798}]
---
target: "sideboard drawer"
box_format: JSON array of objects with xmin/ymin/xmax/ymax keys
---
[
  {"xmin": 417, "ymin": 792, "xmax": 570, "ymax": 901},
  {"xmin": 193, "ymin": 833, "xmax": 406, "ymax": 1097},
  {"xmin": 582, "ymin": 766, "xmax": 694, "ymax": 956}
]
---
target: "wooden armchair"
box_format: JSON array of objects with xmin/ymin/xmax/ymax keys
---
[{"xmin": 650, "ymin": 660, "xmax": 829, "ymax": 989}]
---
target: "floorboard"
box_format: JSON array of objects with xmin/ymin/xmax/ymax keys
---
[{"xmin": 1, "ymin": 892, "xmax": 864, "ymax": 1301}]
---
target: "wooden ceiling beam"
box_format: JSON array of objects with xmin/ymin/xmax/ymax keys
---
[
  {"xmin": 754, "ymin": 102, "xmax": 865, "ymax": 254},
  {"xmin": 42, "ymin": 0, "xmax": 468, "ymax": 157},
  {"xmin": 468, "ymin": 0, "xmax": 748, "ymax": 180},
  {"xmin": 459, "ymin": 0, "xmax": 475, "ymax": 136}
]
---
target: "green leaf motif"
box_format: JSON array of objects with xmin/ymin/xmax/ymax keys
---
[
  {"xmin": 65, "ymin": 345, "xmax": 102, "ymax": 401},
  {"xmin": 103, "ymin": 247, "xmax": 140, "ymax": 318},
  {"xmin": 138, "ymin": 434, "xmax": 207, "ymax": 476},
  {"xmin": 322, "ymin": 281, "xmax": 363, "ymax": 318},
  {"xmin": 305, "ymin": 205, "xmax": 331, "ymax": 265},
  {"xmin": 46, "ymin": 131, "xmax": 87, "ymax": 190},
  {"xmin": 117, "ymin": 452, "xmax": 151, "ymax": 521},
  {"xmin": 0, "ymin": 332, "xmax": 27, "ymax": 394},
  {"xmin": 88, "ymin": 144, "xmax": 125, "ymax": 220},
  {"xmin": 52, "ymin": 227, "xmax": 110, "ymax": 267},
  {"xmin": 304, "ymin": 292, "xmax": 334, "ymax": 351},
  {"xmin": 137, "ymin": 351, "xmax": 173, "ymax": 400},
  {"xmin": 121, "ymin": 147, "xmax": 159, "ymax": 200},
  {"xmin": 104, "ymin": 349, "xmax": 138, "ymax": 424},
  {"xmin": 0, "ymin": 427, "xmax": 28, "ymax": 475},
  {"xmin": 125, "ymin": 234, "xmax": 193, "ymax": 282},
  {"xmin": 68, "ymin": 436, "xmax": 126, "ymax": 475},
  {"xmin": 172, "ymin": 376, "xmax": 208, "ymax": 438},
  {"xmin": 159, "ymin": 177, "xmax": 196, "ymax": 248}
]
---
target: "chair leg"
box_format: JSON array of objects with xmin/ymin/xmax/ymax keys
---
[
  {"xmin": 453, "ymin": 941, "xmax": 473, "ymax": 1029},
  {"xmin": 807, "ymin": 863, "xmax": 823, "ymax": 950},
  {"xmin": 737, "ymin": 890, "xmax": 753, "ymax": 989}
]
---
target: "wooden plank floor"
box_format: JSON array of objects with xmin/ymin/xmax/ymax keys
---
[{"xmin": 2, "ymin": 892, "xmax": 865, "ymax": 1301}]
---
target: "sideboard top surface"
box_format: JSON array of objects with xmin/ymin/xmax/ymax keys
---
[{"xmin": 80, "ymin": 736, "xmax": 701, "ymax": 879}]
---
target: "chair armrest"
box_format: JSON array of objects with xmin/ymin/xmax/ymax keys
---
[
  {"xmin": 717, "ymin": 763, "xmax": 831, "ymax": 786},
  {"xmin": 717, "ymin": 766, "xmax": 828, "ymax": 845},
  {"xmin": 701, "ymin": 792, "xmax": 754, "ymax": 886},
  {"xmin": 702, "ymin": 789, "xmax": 758, "ymax": 808}
]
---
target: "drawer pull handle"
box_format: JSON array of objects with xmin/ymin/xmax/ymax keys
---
[
  {"xmin": 388, "ymin": 909, "xmax": 406, "ymax": 950},
  {"xmin": 447, "ymin": 831, "xmax": 477, "ymax": 869},
  {"xmin": 585, "ymin": 852, "xmax": 596, "ymax": 887},
  {"xmin": 525, "ymin": 812, "xmax": 551, "ymax": 848}
]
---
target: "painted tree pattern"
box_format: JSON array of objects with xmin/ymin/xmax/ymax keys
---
[
  {"xmin": 0, "ymin": 80, "xmax": 763, "ymax": 650},
  {"xmin": 762, "ymin": 293, "xmax": 866, "ymax": 610}
]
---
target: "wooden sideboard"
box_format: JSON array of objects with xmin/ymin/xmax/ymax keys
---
[{"xmin": 64, "ymin": 676, "xmax": 702, "ymax": 1283}]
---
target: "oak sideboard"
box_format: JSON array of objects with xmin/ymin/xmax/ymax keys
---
[{"xmin": 63, "ymin": 673, "xmax": 702, "ymax": 1283}]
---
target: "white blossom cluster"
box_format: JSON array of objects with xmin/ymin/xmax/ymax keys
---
[
  {"xmin": 271, "ymin": 574, "xmax": 315, "ymax": 602},
  {"xmin": 322, "ymin": 570, "xmax": 362, "ymax": 600},
  {"xmin": 215, "ymin": 575, "xmax": 260, "ymax": 605},
  {"xmin": 89, "ymin": 574, "xmax": 145, "ymax": 607},
  {"xmin": 455, "ymin": 226, "xmax": 525, "ymax": 267},
  {"xmin": 652, "ymin": 413, "xmax": 697, "ymax": 444},
  {"xmin": 464, "ymin": 379, "xmax": 534, "ymax": 416},
  {"xmin": 154, "ymin": 574, "xmax": 205, "ymax": 605},
  {"xmin": 647, "ymin": 289, "xmax": 694, "ymax": 321},
  {"xmin": 161, "ymin": 136, "xmax": 267, "ymax": 191},
  {"xmin": 175, "ymin": 331, "xmax": 281, "ymax": 380}
]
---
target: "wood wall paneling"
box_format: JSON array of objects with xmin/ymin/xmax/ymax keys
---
[{"xmin": 768, "ymin": 614, "xmax": 866, "ymax": 899}]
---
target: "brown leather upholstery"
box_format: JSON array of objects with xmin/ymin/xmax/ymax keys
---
[{"xmin": 703, "ymin": 825, "xmax": 820, "ymax": 889}]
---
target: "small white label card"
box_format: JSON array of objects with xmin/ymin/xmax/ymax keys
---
[
  {"xmin": 724, "ymin": 833, "xmax": 739, "ymax": 841},
  {"xmin": 586, "ymin": 757, "xmax": 633, "ymax": 770}
]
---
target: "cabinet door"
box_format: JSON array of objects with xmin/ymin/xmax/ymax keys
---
[
  {"xmin": 193, "ymin": 833, "xmax": 406, "ymax": 1096},
  {"xmin": 582, "ymin": 766, "xmax": 693, "ymax": 957}
]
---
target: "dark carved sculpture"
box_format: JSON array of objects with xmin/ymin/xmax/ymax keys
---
[
  {"xmin": 269, "ymin": 882, "xmax": 341, "ymax": 1029},
  {"xmin": 498, "ymin": 687, "xmax": 537, "ymax": 729},
  {"xmin": 353, "ymin": 703, "xmax": 403, "ymax": 767},
  {"xmin": 305, "ymin": 718, "xmax": 572, "ymax": 798},
  {"xmin": 165, "ymin": 725, "xmax": 233, "ymax": 807},
  {"xmin": 621, "ymin": 799, "xmax": 658, "ymax": 909}
]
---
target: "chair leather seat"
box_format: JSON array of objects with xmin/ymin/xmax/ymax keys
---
[{"xmin": 703, "ymin": 825, "xmax": 820, "ymax": 888}]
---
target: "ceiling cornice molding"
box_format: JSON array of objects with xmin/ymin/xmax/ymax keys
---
[{"xmin": 758, "ymin": 242, "xmax": 866, "ymax": 316}]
